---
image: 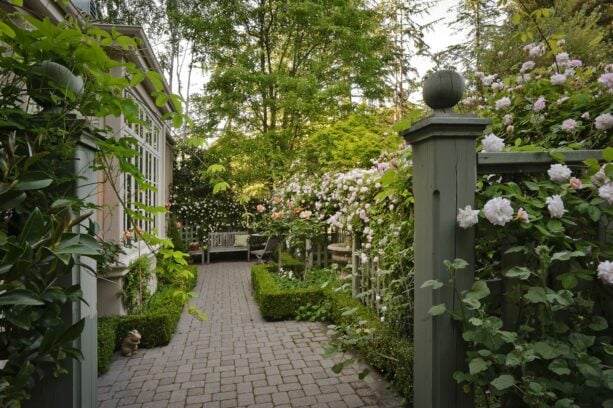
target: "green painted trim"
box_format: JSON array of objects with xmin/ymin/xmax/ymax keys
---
[{"xmin": 477, "ymin": 150, "xmax": 604, "ymax": 174}]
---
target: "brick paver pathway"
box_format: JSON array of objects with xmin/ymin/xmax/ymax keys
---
[{"xmin": 98, "ymin": 262, "xmax": 405, "ymax": 408}]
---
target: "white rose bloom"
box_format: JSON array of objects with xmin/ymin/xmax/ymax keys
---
[
  {"xmin": 482, "ymin": 133, "xmax": 505, "ymax": 153},
  {"xmin": 598, "ymin": 261, "xmax": 613, "ymax": 285},
  {"xmin": 599, "ymin": 182, "xmax": 613, "ymax": 205},
  {"xmin": 483, "ymin": 197, "xmax": 514, "ymax": 226},
  {"xmin": 546, "ymin": 195, "xmax": 566, "ymax": 218},
  {"xmin": 457, "ymin": 205, "xmax": 480, "ymax": 229},
  {"xmin": 547, "ymin": 164, "xmax": 572, "ymax": 183}
]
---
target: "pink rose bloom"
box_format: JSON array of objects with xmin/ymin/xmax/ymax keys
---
[
  {"xmin": 299, "ymin": 210, "xmax": 312, "ymax": 219},
  {"xmin": 555, "ymin": 52, "xmax": 570, "ymax": 65},
  {"xmin": 595, "ymin": 113, "xmax": 613, "ymax": 130},
  {"xmin": 516, "ymin": 208, "xmax": 529, "ymax": 223},
  {"xmin": 568, "ymin": 59, "xmax": 582, "ymax": 68},
  {"xmin": 581, "ymin": 112, "xmax": 590, "ymax": 120},
  {"xmin": 506, "ymin": 125, "xmax": 514, "ymax": 134},
  {"xmin": 520, "ymin": 61, "xmax": 535, "ymax": 73},
  {"xmin": 569, "ymin": 177, "xmax": 582, "ymax": 189},
  {"xmin": 495, "ymin": 97, "xmax": 512, "ymax": 110},
  {"xmin": 598, "ymin": 73, "xmax": 613, "ymax": 91},
  {"xmin": 561, "ymin": 119, "xmax": 577, "ymax": 132},
  {"xmin": 256, "ymin": 204, "xmax": 266, "ymax": 213},
  {"xmin": 533, "ymin": 96, "xmax": 546, "ymax": 112},
  {"xmin": 550, "ymin": 74, "xmax": 566, "ymax": 85},
  {"xmin": 503, "ymin": 114, "xmax": 513, "ymax": 125},
  {"xmin": 491, "ymin": 81, "xmax": 504, "ymax": 91},
  {"xmin": 475, "ymin": 71, "xmax": 485, "ymax": 79}
]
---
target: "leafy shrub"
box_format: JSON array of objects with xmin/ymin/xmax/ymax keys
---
[
  {"xmin": 252, "ymin": 264, "xmax": 324, "ymax": 320},
  {"xmin": 324, "ymin": 288, "xmax": 413, "ymax": 401},
  {"xmin": 97, "ymin": 318, "xmax": 117, "ymax": 375},
  {"xmin": 166, "ymin": 214, "xmax": 186, "ymax": 252},
  {"xmin": 295, "ymin": 300, "xmax": 332, "ymax": 322},
  {"xmin": 122, "ymin": 255, "xmax": 153, "ymax": 314}
]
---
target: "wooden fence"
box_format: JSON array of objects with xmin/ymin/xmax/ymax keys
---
[{"xmin": 398, "ymin": 74, "xmax": 608, "ymax": 408}]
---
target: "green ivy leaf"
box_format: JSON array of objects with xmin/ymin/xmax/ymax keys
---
[
  {"xmin": 587, "ymin": 206, "xmax": 601, "ymax": 222},
  {"xmin": 468, "ymin": 280, "xmax": 490, "ymax": 300},
  {"xmin": 532, "ymin": 341, "xmax": 562, "ymax": 359},
  {"xmin": 462, "ymin": 297, "xmax": 481, "ymax": 310},
  {"xmin": 557, "ymin": 273, "xmax": 577, "ymax": 289},
  {"xmin": 551, "ymin": 250, "xmax": 585, "ymax": 262},
  {"xmin": 491, "ymin": 374, "xmax": 515, "ymax": 390},
  {"xmin": 603, "ymin": 147, "xmax": 613, "ymax": 162},
  {"xmin": 569, "ymin": 333, "xmax": 595, "ymax": 352},
  {"xmin": 469, "ymin": 357, "xmax": 488, "ymax": 375},
  {"xmin": 428, "ymin": 303, "xmax": 446, "ymax": 316},
  {"xmin": 548, "ymin": 359, "xmax": 571, "ymax": 375},
  {"xmin": 588, "ymin": 316, "xmax": 608, "ymax": 331},
  {"xmin": 524, "ymin": 287, "xmax": 548, "ymax": 303},
  {"xmin": 505, "ymin": 352, "xmax": 521, "ymax": 367},
  {"xmin": 505, "ymin": 266, "xmax": 531, "ymax": 280},
  {"xmin": 421, "ymin": 279, "xmax": 443, "ymax": 289}
]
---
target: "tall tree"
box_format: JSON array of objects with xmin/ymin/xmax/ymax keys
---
[{"xmin": 181, "ymin": 0, "xmax": 394, "ymax": 153}]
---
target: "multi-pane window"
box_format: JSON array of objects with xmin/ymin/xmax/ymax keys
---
[{"xmin": 123, "ymin": 102, "xmax": 161, "ymax": 236}]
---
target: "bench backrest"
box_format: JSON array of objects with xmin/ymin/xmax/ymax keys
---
[{"xmin": 208, "ymin": 231, "xmax": 248, "ymax": 248}]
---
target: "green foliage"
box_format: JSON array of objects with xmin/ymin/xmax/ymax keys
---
[
  {"xmin": 97, "ymin": 318, "xmax": 117, "ymax": 375},
  {"xmin": 171, "ymin": 144, "xmax": 249, "ymax": 237},
  {"xmin": 295, "ymin": 300, "xmax": 332, "ymax": 322},
  {"xmin": 156, "ymin": 249, "xmax": 197, "ymax": 291},
  {"xmin": 301, "ymin": 110, "xmax": 403, "ymax": 174},
  {"xmin": 166, "ymin": 214, "xmax": 186, "ymax": 252},
  {"xmin": 95, "ymin": 240, "xmax": 125, "ymax": 275},
  {"xmin": 0, "ymin": 8, "xmax": 187, "ymax": 403},
  {"xmin": 122, "ymin": 255, "xmax": 153, "ymax": 314},
  {"xmin": 427, "ymin": 158, "xmax": 613, "ymax": 406}
]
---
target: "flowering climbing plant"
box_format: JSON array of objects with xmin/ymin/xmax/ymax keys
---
[
  {"xmin": 261, "ymin": 150, "xmax": 415, "ymax": 334},
  {"xmin": 465, "ymin": 40, "xmax": 612, "ymax": 151},
  {"xmin": 442, "ymin": 155, "xmax": 613, "ymax": 406}
]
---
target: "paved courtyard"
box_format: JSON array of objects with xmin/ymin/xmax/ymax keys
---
[{"xmin": 98, "ymin": 262, "xmax": 405, "ymax": 408}]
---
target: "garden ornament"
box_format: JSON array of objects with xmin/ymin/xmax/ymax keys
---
[
  {"xmin": 120, "ymin": 329, "xmax": 141, "ymax": 357},
  {"xmin": 422, "ymin": 69, "xmax": 464, "ymax": 113}
]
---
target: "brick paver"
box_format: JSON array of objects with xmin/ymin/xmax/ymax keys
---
[{"xmin": 98, "ymin": 262, "xmax": 404, "ymax": 407}]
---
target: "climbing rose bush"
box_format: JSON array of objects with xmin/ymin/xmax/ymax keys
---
[
  {"xmin": 451, "ymin": 156, "xmax": 613, "ymax": 406},
  {"xmin": 468, "ymin": 42, "xmax": 612, "ymax": 150}
]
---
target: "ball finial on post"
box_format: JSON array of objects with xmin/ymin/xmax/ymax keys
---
[{"xmin": 422, "ymin": 70, "xmax": 465, "ymax": 113}]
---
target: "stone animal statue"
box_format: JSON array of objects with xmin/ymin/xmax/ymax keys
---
[{"xmin": 121, "ymin": 329, "xmax": 141, "ymax": 357}]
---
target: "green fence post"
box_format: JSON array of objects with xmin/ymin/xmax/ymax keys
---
[{"xmin": 400, "ymin": 70, "xmax": 490, "ymax": 408}]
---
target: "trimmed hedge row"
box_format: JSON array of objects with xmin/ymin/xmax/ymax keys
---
[
  {"xmin": 271, "ymin": 250, "xmax": 305, "ymax": 273},
  {"xmin": 251, "ymin": 264, "xmax": 323, "ymax": 320},
  {"xmin": 251, "ymin": 262, "xmax": 413, "ymax": 401},
  {"xmin": 97, "ymin": 318, "xmax": 117, "ymax": 375},
  {"xmin": 97, "ymin": 265, "xmax": 198, "ymax": 375}
]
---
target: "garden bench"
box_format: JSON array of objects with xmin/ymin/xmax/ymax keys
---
[{"xmin": 207, "ymin": 231, "xmax": 251, "ymax": 264}]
